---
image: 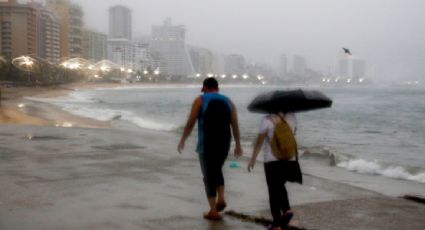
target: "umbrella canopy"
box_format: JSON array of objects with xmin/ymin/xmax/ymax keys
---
[{"xmin": 248, "ymin": 89, "xmax": 332, "ymax": 113}]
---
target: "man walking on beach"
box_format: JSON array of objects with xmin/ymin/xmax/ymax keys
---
[{"xmin": 178, "ymin": 77, "xmax": 243, "ymax": 220}]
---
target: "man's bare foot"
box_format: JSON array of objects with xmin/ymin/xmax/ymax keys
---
[
  {"xmin": 267, "ymin": 225, "xmax": 282, "ymax": 230},
  {"xmin": 203, "ymin": 211, "xmax": 222, "ymax": 221},
  {"xmin": 216, "ymin": 200, "xmax": 227, "ymax": 212}
]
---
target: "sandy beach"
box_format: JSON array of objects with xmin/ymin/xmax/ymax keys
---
[
  {"xmin": 1, "ymin": 83, "xmax": 425, "ymax": 229},
  {"xmin": 0, "ymin": 83, "xmax": 116, "ymax": 128}
]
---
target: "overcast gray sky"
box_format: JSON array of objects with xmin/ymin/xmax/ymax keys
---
[{"xmin": 64, "ymin": 0, "xmax": 425, "ymax": 82}]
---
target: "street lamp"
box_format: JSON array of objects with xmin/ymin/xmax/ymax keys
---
[
  {"xmin": 100, "ymin": 65, "xmax": 110, "ymax": 72},
  {"xmin": 22, "ymin": 56, "xmax": 34, "ymax": 66},
  {"xmin": 61, "ymin": 57, "xmax": 88, "ymax": 70}
]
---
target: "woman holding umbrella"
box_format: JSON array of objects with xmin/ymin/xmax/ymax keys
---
[
  {"xmin": 248, "ymin": 112, "xmax": 297, "ymax": 230},
  {"xmin": 247, "ymin": 89, "xmax": 332, "ymax": 230}
]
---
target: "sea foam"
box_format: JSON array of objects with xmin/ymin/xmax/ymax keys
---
[
  {"xmin": 337, "ymin": 159, "xmax": 425, "ymax": 183},
  {"xmin": 26, "ymin": 95, "xmax": 178, "ymax": 132},
  {"xmin": 59, "ymin": 106, "xmax": 178, "ymax": 131}
]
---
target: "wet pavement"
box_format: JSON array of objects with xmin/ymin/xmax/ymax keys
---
[{"xmin": 0, "ymin": 125, "xmax": 424, "ymax": 229}]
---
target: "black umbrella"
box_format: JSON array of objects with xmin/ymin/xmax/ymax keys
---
[{"xmin": 248, "ymin": 89, "xmax": 332, "ymax": 113}]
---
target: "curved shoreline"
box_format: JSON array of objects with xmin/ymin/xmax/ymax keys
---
[
  {"xmin": 0, "ymin": 82, "xmax": 200, "ymax": 128},
  {"xmin": 2, "ymin": 82, "xmax": 425, "ymax": 195},
  {"xmin": 0, "ymin": 82, "xmax": 120, "ymax": 128}
]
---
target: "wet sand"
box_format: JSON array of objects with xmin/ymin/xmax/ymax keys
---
[
  {"xmin": 1, "ymin": 83, "xmax": 425, "ymax": 229},
  {"xmin": 0, "ymin": 82, "xmax": 198, "ymax": 128},
  {"xmin": 0, "ymin": 83, "xmax": 115, "ymax": 128}
]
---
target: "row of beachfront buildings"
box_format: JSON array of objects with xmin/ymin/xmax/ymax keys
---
[
  {"xmin": 0, "ymin": 0, "xmax": 366, "ymax": 81},
  {"xmin": 0, "ymin": 0, "xmax": 259, "ymax": 79}
]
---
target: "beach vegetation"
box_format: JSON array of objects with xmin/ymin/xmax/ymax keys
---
[{"xmin": 0, "ymin": 57, "xmax": 85, "ymax": 86}]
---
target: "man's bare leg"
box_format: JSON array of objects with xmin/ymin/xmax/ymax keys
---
[
  {"xmin": 204, "ymin": 196, "xmax": 221, "ymax": 220},
  {"xmin": 216, "ymin": 186, "xmax": 227, "ymax": 211}
]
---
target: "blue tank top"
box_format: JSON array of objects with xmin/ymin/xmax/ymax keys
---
[{"xmin": 197, "ymin": 92, "xmax": 232, "ymax": 154}]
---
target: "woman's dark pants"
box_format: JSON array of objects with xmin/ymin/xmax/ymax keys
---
[{"xmin": 264, "ymin": 161, "xmax": 291, "ymax": 227}]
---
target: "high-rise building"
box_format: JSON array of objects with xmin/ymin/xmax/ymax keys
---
[
  {"xmin": 224, "ymin": 54, "xmax": 246, "ymax": 75},
  {"xmin": 292, "ymin": 55, "xmax": 307, "ymax": 75},
  {"xmin": 338, "ymin": 58, "xmax": 349, "ymax": 77},
  {"xmin": 132, "ymin": 38, "xmax": 150, "ymax": 71},
  {"xmin": 46, "ymin": 0, "xmax": 83, "ymax": 59},
  {"xmin": 151, "ymin": 18, "xmax": 194, "ymax": 76},
  {"xmin": 107, "ymin": 5, "xmax": 132, "ymax": 68},
  {"xmin": 211, "ymin": 53, "xmax": 225, "ymax": 75},
  {"xmin": 0, "ymin": 1, "xmax": 61, "ymax": 63},
  {"xmin": 280, "ymin": 54, "xmax": 287, "ymax": 77},
  {"xmin": 107, "ymin": 38, "xmax": 132, "ymax": 67},
  {"xmin": 131, "ymin": 37, "xmax": 161, "ymax": 72},
  {"xmin": 82, "ymin": 29, "xmax": 107, "ymax": 62},
  {"xmin": 189, "ymin": 46, "xmax": 214, "ymax": 75},
  {"xmin": 0, "ymin": 0, "xmax": 38, "ymax": 58},
  {"xmin": 109, "ymin": 5, "xmax": 131, "ymax": 40},
  {"xmin": 34, "ymin": 2, "xmax": 60, "ymax": 63},
  {"xmin": 352, "ymin": 59, "xmax": 366, "ymax": 79}
]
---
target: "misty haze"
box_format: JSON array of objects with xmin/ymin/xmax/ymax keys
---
[
  {"xmin": 76, "ymin": 0, "xmax": 425, "ymax": 84},
  {"xmin": 1, "ymin": 0, "xmax": 425, "ymax": 229}
]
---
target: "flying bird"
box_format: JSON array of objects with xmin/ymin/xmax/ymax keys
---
[{"xmin": 342, "ymin": 47, "xmax": 352, "ymax": 56}]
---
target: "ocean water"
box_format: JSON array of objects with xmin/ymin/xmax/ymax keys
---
[{"xmin": 28, "ymin": 85, "xmax": 425, "ymax": 186}]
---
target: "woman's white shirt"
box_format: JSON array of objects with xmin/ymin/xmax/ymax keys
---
[{"xmin": 258, "ymin": 113, "xmax": 297, "ymax": 163}]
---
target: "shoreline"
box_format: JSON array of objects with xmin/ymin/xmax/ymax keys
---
[
  {"xmin": 0, "ymin": 82, "xmax": 123, "ymax": 128},
  {"xmin": 2, "ymin": 82, "xmax": 425, "ymax": 195},
  {"xmin": 0, "ymin": 81, "xmax": 208, "ymax": 128},
  {"xmin": 1, "ymin": 83, "xmax": 425, "ymax": 228}
]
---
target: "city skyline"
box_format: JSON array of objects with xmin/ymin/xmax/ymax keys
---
[
  {"xmin": 4, "ymin": 0, "xmax": 425, "ymax": 82},
  {"xmin": 0, "ymin": 0, "xmax": 367, "ymax": 83},
  {"xmin": 64, "ymin": 0, "xmax": 425, "ymax": 82}
]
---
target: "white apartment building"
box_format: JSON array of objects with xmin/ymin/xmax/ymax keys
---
[
  {"xmin": 107, "ymin": 38, "xmax": 132, "ymax": 68},
  {"xmin": 224, "ymin": 54, "xmax": 246, "ymax": 75},
  {"xmin": 150, "ymin": 18, "xmax": 194, "ymax": 77}
]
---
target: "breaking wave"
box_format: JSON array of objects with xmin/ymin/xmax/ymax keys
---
[
  {"xmin": 26, "ymin": 96, "xmax": 178, "ymax": 132},
  {"xmin": 298, "ymin": 147, "xmax": 425, "ymax": 184},
  {"xmin": 337, "ymin": 158, "xmax": 425, "ymax": 183},
  {"xmin": 62, "ymin": 106, "xmax": 178, "ymax": 131}
]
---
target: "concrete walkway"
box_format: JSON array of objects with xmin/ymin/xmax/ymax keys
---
[{"xmin": 1, "ymin": 125, "xmax": 424, "ymax": 229}]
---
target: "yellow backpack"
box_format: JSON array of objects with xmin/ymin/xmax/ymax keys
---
[{"xmin": 270, "ymin": 115, "xmax": 297, "ymax": 160}]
